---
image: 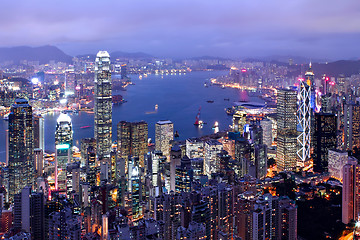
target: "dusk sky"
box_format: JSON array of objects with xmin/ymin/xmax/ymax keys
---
[{"xmin": 1, "ymin": 0, "xmax": 359, "ymax": 59}]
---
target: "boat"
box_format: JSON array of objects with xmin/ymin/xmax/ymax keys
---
[
  {"xmin": 225, "ymin": 107, "xmax": 235, "ymax": 115},
  {"xmin": 204, "ymin": 82, "xmax": 209, "ymax": 87},
  {"xmin": 155, "ymin": 104, "xmax": 158, "ymax": 110},
  {"xmin": 212, "ymin": 121, "xmax": 219, "ymax": 129},
  {"xmin": 221, "ymin": 85, "xmax": 225, "ymax": 89},
  {"xmin": 194, "ymin": 107, "xmax": 204, "ymax": 127},
  {"xmin": 174, "ymin": 131, "xmax": 180, "ymax": 138},
  {"xmin": 80, "ymin": 126, "xmax": 91, "ymax": 129},
  {"xmin": 224, "ymin": 98, "xmax": 230, "ymax": 101},
  {"xmin": 206, "ymin": 100, "xmax": 214, "ymax": 103}
]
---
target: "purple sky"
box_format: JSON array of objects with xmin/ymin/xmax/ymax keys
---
[{"xmin": 0, "ymin": 0, "xmax": 359, "ymax": 59}]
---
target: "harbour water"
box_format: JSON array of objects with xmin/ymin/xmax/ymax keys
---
[{"xmin": 0, "ymin": 70, "xmax": 264, "ymax": 160}]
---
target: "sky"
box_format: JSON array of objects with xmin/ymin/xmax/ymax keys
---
[{"xmin": 0, "ymin": 0, "xmax": 359, "ymax": 59}]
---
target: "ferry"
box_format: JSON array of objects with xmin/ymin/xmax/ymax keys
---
[{"xmin": 206, "ymin": 100, "xmax": 214, "ymax": 103}]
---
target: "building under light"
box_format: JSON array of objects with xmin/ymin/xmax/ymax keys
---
[
  {"xmin": 94, "ymin": 51, "xmax": 112, "ymax": 162},
  {"xmin": 55, "ymin": 113, "xmax": 73, "ymax": 192},
  {"xmin": 297, "ymin": 64, "xmax": 313, "ymax": 166},
  {"xmin": 155, "ymin": 120, "xmax": 174, "ymax": 161}
]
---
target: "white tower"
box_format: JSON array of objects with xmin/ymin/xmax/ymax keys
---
[{"xmin": 297, "ymin": 63, "xmax": 313, "ymax": 166}]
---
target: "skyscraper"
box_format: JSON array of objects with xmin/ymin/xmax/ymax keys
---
[
  {"xmin": 117, "ymin": 121, "xmax": 148, "ymax": 169},
  {"xmin": 8, "ymin": 99, "xmax": 34, "ymax": 200},
  {"xmin": 313, "ymin": 113, "xmax": 337, "ymax": 173},
  {"xmin": 33, "ymin": 114, "xmax": 45, "ymax": 151},
  {"xmin": 343, "ymin": 103, "xmax": 360, "ymax": 151},
  {"xmin": 297, "ymin": 64, "xmax": 313, "ymax": 165},
  {"xmin": 155, "ymin": 120, "xmax": 174, "ymax": 160},
  {"xmin": 94, "ymin": 51, "xmax": 112, "ymax": 161},
  {"xmin": 276, "ymin": 89, "xmax": 298, "ymax": 171},
  {"xmin": 55, "ymin": 113, "xmax": 73, "ymax": 192}
]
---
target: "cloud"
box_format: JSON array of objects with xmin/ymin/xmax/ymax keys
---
[{"xmin": 0, "ymin": 0, "xmax": 359, "ymax": 59}]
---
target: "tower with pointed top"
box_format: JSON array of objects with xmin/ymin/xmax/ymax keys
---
[
  {"xmin": 94, "ymin": 51, "xmax": 112, "ymax": 162},
  {"xmin": 297, "ymin": 63, "xmax": 313, "ymax": 166}
]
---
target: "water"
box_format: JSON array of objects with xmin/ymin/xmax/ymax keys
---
[{"xmin": 0, "ymin": 71, "xmax": 264, "ymax": 160}]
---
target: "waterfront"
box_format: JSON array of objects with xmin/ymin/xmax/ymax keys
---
[{"xmin": 0, "ymin": 70, "xmax": 264, "ymax": 160}]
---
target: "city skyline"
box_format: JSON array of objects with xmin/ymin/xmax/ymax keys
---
[{"xmin": 0, "ymin": 0, "xmax": 359, "ymax": 60}]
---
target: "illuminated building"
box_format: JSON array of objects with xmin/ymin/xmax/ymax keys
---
[
  {"xmin": 297, "ymin": 64, "xmax": 313, "ymax": 166},
  {"xmin": 176, "ymin": 222, "xmax": 206, "ymax": 240},
  {"xmin": 342, "ymin": 158, "xmax": 359, "ymax": 224},
  {"xmin": 328, "ymin": 149, "xmax": 348, "ymax": 181},
  {"xmin": 232, "ymin": 110, "xmax": 247, "ymax": 134},
  {"xmin": 66, "ymin": 161, "xmax": 80, "ymax": 196},
  {"xmin": 130, "ymin": 165, "xmax": 142, "ymax": 220},
  {"xmin": 175, "ymin": 156, "xmax": 193, "ymax": 193},
  {"xmin": 170, "ymin": 145, "xmax": 182, "ymax": 192},
  {"xmin": 204, "ymin": 140, "xmax": 223, "ymax": 178},
  {"xmin": 81, "ymin": 138, "xmax": 97, "ymax": 186},
  {"xmin": 33, "ymin": 114, "xmax": 44, "ymax": 151},
  {"xmin": 94, "ymin": 51, "xmax": 112, "ymax": 161},
  {"xmin": 185, "ymin": 138, "xmax": 204, "ymax": 159},
  {"xmin": 121, "ymin": 64, "xmax": 128, "ymax": 79},
  {"xmin": 235, "ymin": 138, "xmax": 251, "ymax": 177},
  {"xmin": 276, "ymin": 89, "xmax": 298, "ymax": 171},
  {"xmin": 343, "ymin": 103, "xmax": 360, "ymax": 150},
  {"xmin": 313, "ymin": 113, "xmax": 337, "ymax": 173},
  {"xmin": 117, "ymin": 121, "xmax": 148, "ymax": 170},
  {"xmin": 155, "ymin": 120, "xmax": 174, "ymax": 161},
  {"xmin": 279, "ymin": 197, "xmax": 298, "ymax": 240},
  {"xmin": 217, "ymin": 183, "xmax": 233, "ymax": 237},
  {"xmin": 260, "ymin": 118, "xmax": 272, "ymax": 147},
  {"xmin": 34, "ymin": 148, "xmax": 44, "ymax": 178},
  {"xmin": 8, "ymin": 99, "xmax": 34, "ymax": 200},
  {"xmin": 48, "ymin": 207, "xmax": 81, "ymax": 240},
  {"xmin": 55, "ymin": 113, "xmax": 73, "ymax": 192}
]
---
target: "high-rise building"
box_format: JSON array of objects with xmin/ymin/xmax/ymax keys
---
[
  {"xmin": 232, "ymin": 110, "xmax": 247, "ymax": 134},
  {"xmin": 260, "ymin": 118, "xmax": 273, "ymax": 148},
  {"xmin": 34, "ymin": 148, "xmax": 44, "ymax": 178},
  {"xmin": 328, "ymin": 149, "xmax": 348, "ymax": 181},
  {"xmin": 8, "ymin": 99, "xmax": 34, "ymax": 200},
  {"xmin": 297, "ymin": 64, "xmax": 313, "ymax": 165},
  {"xmin": 33, "ymin": 114, "xmax": 45, "ymax": 152},
  {"xmin": 55, "ymin": 113, "xmax": 73, "ymax": 192},
  {"xmin": 276, "ymin": 89, "xmax": 298, "ymax": 171},
  {"xmin": 186, "ymin": 138, "xmax": 204, "ymax": 159},
  {"xmin": 343, "ymin": 103, "xmax": 360, "ymax": 150},
  {"xmin": 155, "ymin": 120, "xmax": 174, "ymax": 160},
  {"xmin": 117, "ymin": 121, "xmax": 148, "ymax": 169},
  {"xmin": 204, "ymin": 140, "xmax": 223, "ymax": 178},
  {"xmin": 342, "ymin": 158, "xmax": 360, "ymax": 224},
  {"xmin": 313, "ymin": 113, "xmax": 337, "ymax": 173},
  {"xmin": 48, "ymin": 207, "xmax": 81, "ymax": 240},
  {"xmin": 80, "ymin": 138, "xmax": 97, "ymax": 186},
  {"xmin": 94, "ymin": 51, "xmax": 112, "ymax": 161}
]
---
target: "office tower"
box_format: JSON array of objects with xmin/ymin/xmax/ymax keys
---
[
  {"xmin": 117, "ymin": 121, "xmax": 148, "ymax": 169},
  {"xmin": 48, "ymin": 208, "xmax": 81, "ymax": 240},
  {"xmin": 276, "ymin": 89, "xmax": 298, "ymax": 171},
  {"xmin": 34, "ymin": 148, "xmax": 44, "ymax": 178},
  {"xmin": 33, "ymin": 114, "xmax": 45, "ymax": 151},
  {"xmin": 121, "ymin": 64, "xmax": 128, "ymax": 79},
  {"xmin": 232, "ymin": 110, "xmax": 247, "ymax": 134},
  {"xmin": 66, "ymin": 161, "xmax": 80, "ymax": 196},
  {"xmin": 8, "ymin": 99, "xmax": 34, "ymax": 200},
  {"xmin": 234, "ymin": 138, "xmax": 251, "ymax": 177},
  {"xmin": 55, "ymin": 113, "xmax": 73, "ymax": 192},
  {"xmin": 279, "ymin": 197, "xmax": 298, "ymax": 240},
  {"xmin": 130, "ymin": 165, "xmax": 142, "ymax": 220},
  {"xmin": 30, "ymin": 191, "xmax": 45, "ymax": 240},
  {"xmin": 204, "ymin": 140, "xmax": 223, "ymax": 178},
  {"xmin": 343, "ymin": 103, "xmax": 360, "ymax": 150},
  {"xmin": 260, "ymin": 118, "xmax": 272, "ymax": 147},
  {"xmin": 170, "ymin": 145, "xmax": 182, "ymax": 192},
  {"xmin": 253, "ymin": 144, "xmax": 267, "ymax": 179},
  {"xmin": 94, "ymin": 51, "xmax": 112, "ymax": 161},
  {"xmin": 13, "ymin": 186, "xmax": 31, "ymax": 232},
  {"xmin": 313, "ymin": 113, "xmax": 337, "ymax": 173},
  {"xmin": 328, "ymin": 149, "xmax": 348, "ymax": 181},
  {"xmin": 217, "ymin": 183, "xmax": 233, "ymax": 237},
  {"xmin": 297, "ymin": 65, "xmax": 313, "ymax": 165},
  {"xmin": 155, "ymin": 120, "xmax": 174, "ymax": 160},
  {"xmin": 102, "ymin": 215, "xmax": 109, "ymax": 240},
  {"xmin": 150, "ymin": 151, "xmax": 167, "ymax": 190},
  {"xmin": 80, "ymin": 138, "xmax": 96, "ymax": 167},
  {"xmin": 175, "ymin": 156, "xmax": 193, "ymax": 193},
  {"xmin": 186, "ymin": 138, "xmax": 204, "ymax": 159},
  {"xmin": 0, "ymin": 210, "xmax": 12, "ymax": 233},
  {"xmin": 342, "ymin": 158, "xmax": 359, "ymax": 224}
]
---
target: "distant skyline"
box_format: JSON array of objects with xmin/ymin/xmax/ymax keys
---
[{"xmin": 0, "ymin": 0, "xmax": 359, "ymax": 60}]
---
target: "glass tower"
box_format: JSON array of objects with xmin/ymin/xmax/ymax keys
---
[
  {"xmin": 55, "ymin": 113, "xmax": 73, "ymax": 192},
  {"xmin": 8, "ymin": 99, "xmax": 34, "ymax": 201},
  {"xmin": 94, "ymin": 51, "xmax": 112, "ymax": 162}
]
